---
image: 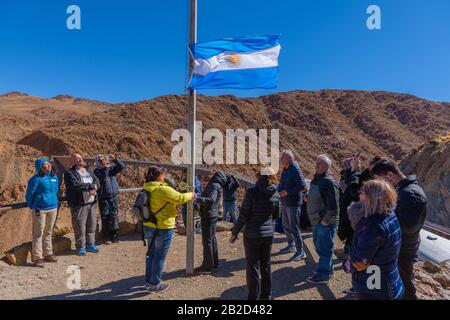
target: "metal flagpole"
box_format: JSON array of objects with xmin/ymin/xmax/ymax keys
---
[{"xmin": 186, "ymin": 0, "xmax": 197, "ymax": 276}]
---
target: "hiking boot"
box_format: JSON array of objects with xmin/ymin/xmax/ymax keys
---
[
  {"xmin": 34, "ymin": 259, "xmax": 45, "ymax": 268},
  {"xmin": 148, "ymin": 282, "xmax": 169, "ymax": 292},
  {"xmin": 279, "ymin": 245, "xmax": 296, "ymax": 254},
  {"xmin": 44, "ymin": 255, "xmax": 58, "ymax": 263},
  {"xmin": 77, "ymin": 248, "xmax": 87, "ymax": 256},
  {"xmin": 306, "ymin": 275, "xmax": 329, "ymax": 284},
  {"xmin": 291, "ymin": 251, "xmax": 307, "ymax": 262},
  {"xmin": 86, "ymin": 244, "xmax": 99, "ymax": 253}
]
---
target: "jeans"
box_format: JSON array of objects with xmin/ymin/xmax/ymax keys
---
[
  {"xmin": 201, "ymin": 216, "xmax": 219, "ymax": 269},
  {"xmin": 99, "ymin": 197, "xmax": 119, "ymax": 242},
  {"xmin": 223, "ymin": 201, "xmax": 238, "ymax": 223},
  {"xmin": 281, "ymin": 205, "xmax": 304, "ymax": 253},
  {"xmin": 312, "ymin": 223, "xmax": 336, "ymax": 280},
  {"xmin": 144, "ymin": 226, "xmax": 174, "ymax": 286},
  {"xmin": 244, "ymin": 237, "xmax": 273, "ymax": 300}
]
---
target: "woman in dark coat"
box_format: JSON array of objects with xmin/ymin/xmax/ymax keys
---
[
  {"xmin": 344, "ymin": 180, "xmax": 404, "ymax": 300},
  {"xmin": 230, "ymin": 169, "xmax": 281, "ymax": 300}
]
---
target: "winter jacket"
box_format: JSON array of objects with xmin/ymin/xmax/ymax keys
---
[
  {"xmin": 351, "ymin": 211, "xmax": 404, "ymax": 300},
  {"xmin": 307, "ymin": 172, "xmax": 340, "ymax": 226},
  {"xmin": 232, "ymin": 177, "xmax": 281, "ymax": 239},
  {"xmin": 395, "ymin": 176, "xmax": 427, "ymax": 258},
  {"xmin": 197, "ymin": 171, "xmax": 227, "ymax": 219},
  {"xmin": 64, "ymin": 166, "xmax": 100, "ymax": 208},
  {"xmin": 277, "ymin": 161, "xmax": 306, "ymax": 207},
  {"xmin": 93, "ymin": 159, "xmax": 125, "ymax": 200},
  {"xmin": 222, "ymin": 175, "xmax": 240, "ymax": 202},
  {"xmin": 143, "ymin": 181, "xmax": 193, "ymax": 229},
  {"xmin": 25, "ymin": 158, "xmax": 59, "ymax": 211}
]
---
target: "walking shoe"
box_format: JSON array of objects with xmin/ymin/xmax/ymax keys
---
[
  {"xmin": 33, "ymin": 259, "xmax": 45, "ymax": 268},
  {"xmin": 279, "ymin": 245, "xmax": 296, "ymax": 254},
  {"xmin": 44, "ymin": 255, "xmax": 58, "ymax": 263},
  {"xmin": 112, "ymin": 239, "xmax": 120, "ymax": 244},
  {"xmin": 291, "ymin": 251, "xmax": 307, "ymax": 261},
  {"xmin": 148, "ymin": 282, "xmax": 169, "ymax": 292},
  {"xmin": 195, "ymin": 266, "xmax": 213, "ymax": 274},
  {"xmin": 104, "ymin": 240, "xmax": 112, "ymax": 245},
  {"xmin": 77, "ymin": 248, "xmax": 87, "ymax": 256},
  {"xmin": 86, "ymin": 244, "xmax": 99, "ymax": 253},
  {"xmin": 144, "ymin": 282, "xmax": 151, "ymax": 290},
  {"xmin": 306, "ymin": 275, "xmax": 329, "ymax": 284}
]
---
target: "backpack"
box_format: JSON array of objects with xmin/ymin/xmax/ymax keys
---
[{"xmin": 132, "ymin": 189, "xmax": 168, "ymax": 246}]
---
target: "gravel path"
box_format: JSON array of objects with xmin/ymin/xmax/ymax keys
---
[{"xmin": 0, "ymin": 231, "xmax": 352, "ymax": 300}]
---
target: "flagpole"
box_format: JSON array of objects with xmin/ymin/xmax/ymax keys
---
[{"xmin": 186, "ymin": 0, "xmax": 197, "ymax": 276}]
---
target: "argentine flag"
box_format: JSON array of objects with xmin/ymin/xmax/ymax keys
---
[{"xmin": 188, "ymin": 34, "xmax": 281, "ymax": 90}]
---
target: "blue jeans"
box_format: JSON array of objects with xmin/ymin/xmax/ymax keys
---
[
  {"xmin": 312, "ymin": 223, "xmax": 336, "ymax": 280},
  {"xmin": 144, "ymin": 226, "xmax": 174, "ymax": 285},
  {"xmin": 281, "ymin": 205, "xmax": 304, "ymax": 253},
  {"xmin": 223, "ymin": 201, "xmax": 238, "ymax": 223}
]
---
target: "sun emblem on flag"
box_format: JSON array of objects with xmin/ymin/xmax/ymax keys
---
[{"xmin": 227, "ymin": 54, "xmax": 241, "ymax": 65}]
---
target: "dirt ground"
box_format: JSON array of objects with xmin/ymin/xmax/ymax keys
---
[{"xmin": 0, "ymin": 231, "xmax": 354, "ymax": 300}]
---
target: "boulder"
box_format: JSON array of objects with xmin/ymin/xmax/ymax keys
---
[
  {"xmin": 216, "ymin": 221, "xmax": 234, "ymax": 232},
  {"xmin": 52, "ymin": 235, "xmax": 73, "ymax": 254},
  {"xmin": 424, "ymin": 260, "xmax": 442, "ymax": 273},
  {"xmin": 176, "ymin": 224, "xmax": 186, "ymax": 235},
  {"xmin": 119, "ymin": 221, "xmax": 139, "ymax": 236},
  {"xmin": 432, "ymin": 273, "xmax": 450, "ymax": 289},
  {"xmin": 4, "ymin": 242, "xmax": 31, "ymax": 266}
]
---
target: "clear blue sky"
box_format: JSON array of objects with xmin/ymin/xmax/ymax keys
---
[{"xmin": 0, "ymin": 0, "xmax": 449, "ymax": 103}]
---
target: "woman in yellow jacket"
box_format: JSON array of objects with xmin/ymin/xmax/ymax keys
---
[{"xmin": 143, "ymin": 166, "xmax": 195, "ymax": 292}]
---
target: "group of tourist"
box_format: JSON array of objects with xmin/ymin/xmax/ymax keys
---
[
  {"xmin": 26, "ymin": 153, "xmax": 124, "ymax": 266},
  {"xmin": 25, "ymin": 149, "xmax": 427, "ymax": 300}
]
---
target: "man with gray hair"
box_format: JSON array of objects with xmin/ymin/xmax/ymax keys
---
[
  {"xmin": 277, "ymin": 150, "xmax": 307, "ymax": 261},
  {"xmin": 306, "ymin": 154, "xmax": 340, "ymax": 284}
]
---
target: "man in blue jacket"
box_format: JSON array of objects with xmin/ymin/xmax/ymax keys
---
[
  {"xmin": 26, "ymin": 158, "xmax": 59, "ymax": 267},
  {"xmin": 222, "ymin": 174, "xmax": 240, "ymax": 223},
  {"xmin": 94, "ymin": 154, "xmax": 125, "ymax": 244},
  {"xmin": 277, "ymin": 150, "xmax": 307, "ymax": 261}
]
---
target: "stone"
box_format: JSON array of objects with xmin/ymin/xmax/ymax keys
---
[
  {"xmin": 52, "ymin": 235, "xmax": 73, "ymax": 254},
  {"xmin": 4, "ymin": 242, "xmax": 32, "ymax": 266},
  {"xmin": 432, "ymin": 272, "xmax": 450, "ymax": 289},
  {"xmin": 176, "ymin": 224, "xmax": 186, "ymax": 235},
  {"xmin": 216, "ymin": 221, "xmax": 234, "ymax": 232},
  {"xmin": 424, "ymin": 260, "xmax": 442, "ymax": 273},
  {"xmin": 119, "ymin": 221, "xmax": 138, "ymax": 236}
]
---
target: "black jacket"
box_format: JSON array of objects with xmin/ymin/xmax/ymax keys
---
[
  {"xmin": 232, "ymin": 178, "xmax": 281, "ymax": 239},
  {"xmin": 338, "ymin": 168, "xmax": 371, "ymax": 242},
  {"xmin": 197, "ymin": 171, "xmax": 227, "ymax": 219},
  {"xmin": 395, "ymin": 176, "xmax": 427, "ymax": 258},
  {"xmin": 64, "ymin": 166, "xmax": 100, "ymax": 208},
  {"xmin": 222, "ymin": 175, "xmax": 240, "ymax": 202},
  {"xmin": 93, "ymin": 159, "xmax": 125, "ymax": 200}
]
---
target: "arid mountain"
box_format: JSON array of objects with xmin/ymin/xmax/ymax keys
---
[{"xmin": 400, "ymin": 133, "xmax": 450, "ymax": 228}]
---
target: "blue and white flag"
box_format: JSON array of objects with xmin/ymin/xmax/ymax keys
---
[{"xmin": 188, "ymin": 34, "xmax": 281, "ymax": 90}]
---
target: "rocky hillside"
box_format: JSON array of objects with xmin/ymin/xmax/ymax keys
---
[
  {"xmin": 400, "ymin": 133, "xmax": 450, "ymax": 228},
  {"xmin": 1, "ymin": 89, "xmax": 449, "ymax": 253}
]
